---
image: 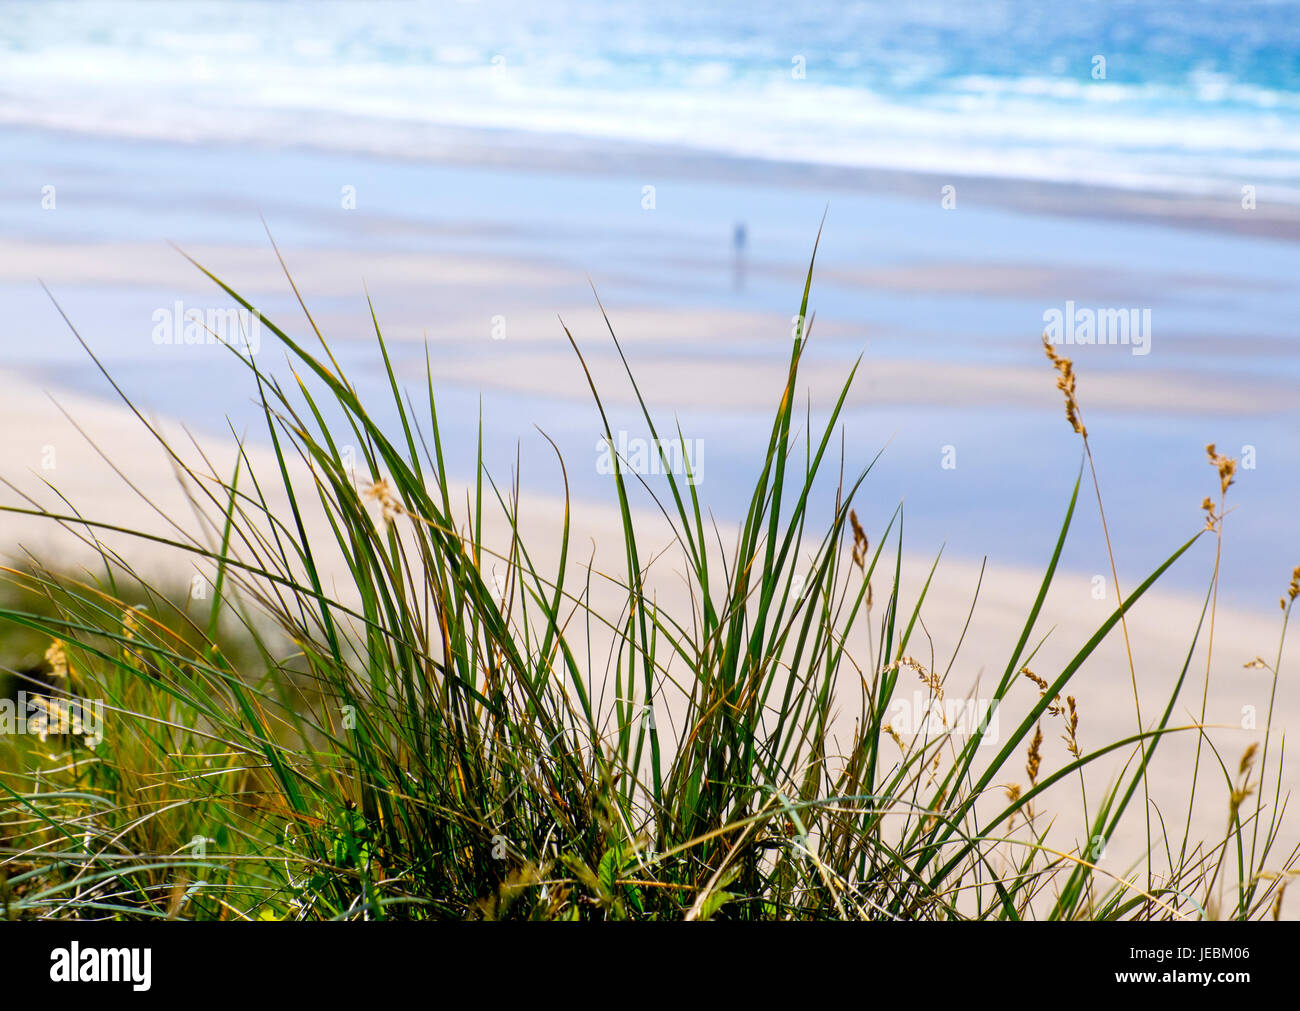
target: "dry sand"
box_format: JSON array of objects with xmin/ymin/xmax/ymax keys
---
[{"xmin": 9, "ymin": 237, "xmax": 1292, "ymax": 420}]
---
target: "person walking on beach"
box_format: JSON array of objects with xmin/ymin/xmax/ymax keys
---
[{"xmin": 732, "ymin": 221, "xmax": 747, "ymax": 291}]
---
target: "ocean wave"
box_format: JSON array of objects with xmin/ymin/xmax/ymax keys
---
[{"xmin": 3, "ymin": 0, "xmax": 1299, "ymax": 201}]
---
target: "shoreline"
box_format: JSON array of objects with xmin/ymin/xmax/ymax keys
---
[{"xmin": 7, "ymin": 120, "xmax": 1300, "ymax": 244}]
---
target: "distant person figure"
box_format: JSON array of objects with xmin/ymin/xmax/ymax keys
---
[{"xmin": 732, "ymin": 221, "xmax": 747, "ymax": 291}]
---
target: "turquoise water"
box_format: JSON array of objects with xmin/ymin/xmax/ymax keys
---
[{"xmin": 2, "ymin": 0, "xmax": 1300, "ymax": 198}]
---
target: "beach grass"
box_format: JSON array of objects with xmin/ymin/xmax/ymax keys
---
[{"xmin": 0, "ymin": 229, "xmax": 1295, "ymax": 921}]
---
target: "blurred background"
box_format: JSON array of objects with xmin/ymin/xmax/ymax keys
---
[{"xmin": 1, "ymin": 0, "xmax": 1298, "ymax": 609}]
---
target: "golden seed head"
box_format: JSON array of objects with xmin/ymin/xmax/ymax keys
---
[
  {"xmin": 1285, "ymin": 565, "xmax": 1300, "ymax": 604},
  {"xmin": 849, "ymin": 509, "xmax": 868, "ymax": 571},
  {"xmin": 361, "ymin": 477, "xmax": 404, "ymax": 524},
  {"xmin": 1020, "ymin": 666, "xmax": 1048, "ymax": 692},
  {"xmin": 45, "ymin": 639, "xmax": 69, "ymax": 679},
  {"xmin": 1062, "ymin": 695, "xmax": 1081, "ymax": 759},
  {"xmin": 1042, "ymin": 334, "xmax": 1086, "ymax": 437},
  {"xmin": 1205, "ymin": 443, "xmax": 1237, "ymax": 497},
  {"xmin": 896, "ymin": 655, "xmax": 943, "ymax": 705},
  {"xmin": 119, "ymin": 607, "xmax": 149, "ymax": 672},
  {"xmin": 1026, "ymin": 723, "xmax": 1043, "ymax": 785},
  {"xmin": 1021, "ymin": 666, "xmax": 1063, "ymax": 716},
  {"xmin": 1240, "ymin": 742, "xmax": 1259, "ymax": 777}
]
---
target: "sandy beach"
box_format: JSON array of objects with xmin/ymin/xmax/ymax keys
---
[{"xmin": 3, "ymin": 1, "xmax": 1299, "ymax": 928}]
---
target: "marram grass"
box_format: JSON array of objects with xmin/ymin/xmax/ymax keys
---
[{"xmin": 0, "ymin": 229, "xmax": 1295, "ymax": 921}]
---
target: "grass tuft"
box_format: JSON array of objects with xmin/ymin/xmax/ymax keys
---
[{"xmin": 0, "ymin": 231, "xmax": 1294, "ymax": 920}]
